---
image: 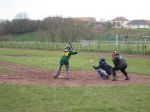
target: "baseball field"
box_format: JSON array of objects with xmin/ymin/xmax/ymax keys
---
[{"xmin": 0, "ymin": 48, "xmax": 150, "ymax": 112}]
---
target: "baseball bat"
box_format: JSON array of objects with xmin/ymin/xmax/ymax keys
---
[{"xmin": 69, "ymin": 41, "xmax": 73, "ymax": 50}]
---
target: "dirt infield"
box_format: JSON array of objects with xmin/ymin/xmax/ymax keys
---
[{"xmin": 0, "ymin": 62, "xmax": 150, "ymax": 86}]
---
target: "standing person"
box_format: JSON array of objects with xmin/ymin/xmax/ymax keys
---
[
  {"xmin": 90, "ymin": 57, "xmax": 112, "ymax": 80},
  {"xmin": 111, "ymin": 51, "xmax": 130, "ymax": 81},
  {"xmin": 54, "ymin": 46, "xmax": 77, "ymax": 79}
]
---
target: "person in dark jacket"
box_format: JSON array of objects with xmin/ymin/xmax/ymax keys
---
[
  {"xmin": 111, "ymin": 51, "xmax": 130, "ymax": 81},
  {"xmin": 54, "ymin": 46, "xmax": 77, "ymax": 79},
  {"xmin": 91, "ymin": 57, "xmax": 112, "ymax": 80}
]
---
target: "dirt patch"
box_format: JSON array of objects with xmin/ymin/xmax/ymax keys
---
[{"xmin": 0, "ymin": 62, "xmax": 150, "ymax": 87}]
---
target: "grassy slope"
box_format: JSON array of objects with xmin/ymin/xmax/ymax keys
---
[
  {"xmin": 8, "ymin": 31, "xmax": 50, "ymax": 42},
  {"xmin": 5, "ymin": 29, "xmax": 150, "ymax": 41}
]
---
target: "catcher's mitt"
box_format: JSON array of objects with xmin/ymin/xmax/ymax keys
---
[{"xmin": 89, "ymin": 59, "xmax": 94, "ymax": 65}]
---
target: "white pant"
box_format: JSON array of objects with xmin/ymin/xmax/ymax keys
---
[{"xmin": 96, "ymin": 69, "xmax": 109, "ymax": 79}]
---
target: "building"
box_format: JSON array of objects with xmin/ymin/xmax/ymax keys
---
[
  {"xmin": 127, "ymin": 20, "xmax": 150, "ymax": 29},
  {"xmin": 111, "ymin": 17, "xmax": 129, "ymax": 28},
  {"xmin": 66, "ymin": 17, "xmax": 96, "ymax": 25}
]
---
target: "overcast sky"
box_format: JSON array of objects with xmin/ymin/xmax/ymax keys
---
[{"xmin": 0, "ymin": 0, "xmax": 150, "ymax": 21}]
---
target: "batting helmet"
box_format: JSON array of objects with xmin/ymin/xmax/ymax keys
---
[
  {"xmin": 112, "ymin": 51, "xmax": 119, "ymax": 57},
  {"xmin": 64, "ymin": 46, "xmax": 70, "ymax": 52}
]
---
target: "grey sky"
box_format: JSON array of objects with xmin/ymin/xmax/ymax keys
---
[{"xmin": 0, "ymin": 0, "xmax": 150, "ymax": 21}]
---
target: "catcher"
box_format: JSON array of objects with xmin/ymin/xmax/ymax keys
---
[
  {"xmin": 111, "ymin": 51, "xmax": 130, "ymax": 81},
  {"xmin": 89, "ymin": 57, "xmax": 112, "ymax": 80},
  {"xmin": 53, "ymin": 46, "xmax": 77, "ymax": 79}
]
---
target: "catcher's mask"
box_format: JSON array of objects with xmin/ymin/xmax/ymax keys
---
[{"xmin": 100, "ymin": 57, "xmax": 105, "ymax": 62}]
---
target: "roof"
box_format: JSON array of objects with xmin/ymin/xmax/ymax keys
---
[
  {"xmin": 65, "ymin": 17, "xmax": 96, "ymax": 23},
  {"xmin": 112, "ymin": 17, "xmax": 129, "ymax": 21},
  {"xmin": 73, "ymin": 17, "xmax": 96, "ymax": 22},
  {"xmin": 146, "ymin": 20, "xmax": 150, "ymax": 24},
  {"xmin": 127, "ymin": 20, "xmax": 150, "ymax": 25}
]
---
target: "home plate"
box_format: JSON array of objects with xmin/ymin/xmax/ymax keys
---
[{"xmin": 59, "ymin": 76, "xmax": 64, "ymax": 78}]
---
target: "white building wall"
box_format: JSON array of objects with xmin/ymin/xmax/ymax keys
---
[
  {"xmin": 112, "ymin": 20, "xmax": 129, "ymax": 28},
  {"xmin": 127, "ymin": 25, "xmax": 150, "ymax": 29}
]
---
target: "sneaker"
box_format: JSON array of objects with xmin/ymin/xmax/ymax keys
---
[
  {"xmin": 66, "ymin": 77, "xmax": 70, "ymax": 80},
  {"xmin": 103, "ymin": 76, "xmax": 109, "ymax": 80},
  {"xmin": 53, "ymin": 75, "xmax": 58, "ymax": 78}
]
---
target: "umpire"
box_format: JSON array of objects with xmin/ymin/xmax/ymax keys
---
[{"xmin": 111, "ymin": 51, "xmax": 130, "ymax": 81}]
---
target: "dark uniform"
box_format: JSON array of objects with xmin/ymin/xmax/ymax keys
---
[
  {"xmin": 112, "ymin": 51, "xmax": 130, "ymax": 81},
  {"xmin": 54, "ymin": 46, "xmax": 77, "ymax": 79},
  {"xmin": 92, "ymin": 58, "xmax": 112, "ymax": 80}
]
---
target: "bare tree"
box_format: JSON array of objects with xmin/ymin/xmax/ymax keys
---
[{"xmin": 14, "ymin": 12, "xmax": 29, "ymax": 19}]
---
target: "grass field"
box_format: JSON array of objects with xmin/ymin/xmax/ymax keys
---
[
  {"xmin": 0, "ymin": 48, "xmax": 150, "ymax": 112},
  {"xmin": 0, "ymin": 48, "xmax": 150, "ymax": 75},
  {"xmin": 0, "ymin": 84, "xmax": 150, "ymax": 112}
]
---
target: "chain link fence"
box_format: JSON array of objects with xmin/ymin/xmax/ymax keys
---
[{"xmin": 0, "ymin": 41, "xmax": 150, "ymax": 55}]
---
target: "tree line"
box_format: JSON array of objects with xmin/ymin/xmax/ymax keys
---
[
  {"xmin": 1, "ymin": 14, "xmax": 150, "ymax": 42},
  {"xmin": 0, "ymin": 13, "xmax": 115, "ymax": 42},
  {"xmin": 0, "ymin": 17, "xmax": 95, "ymax": 41}
]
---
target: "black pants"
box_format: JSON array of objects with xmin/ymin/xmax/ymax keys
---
[{"xmin": 112, "ymin": 63, "xmax": 128, "ymax": 78}]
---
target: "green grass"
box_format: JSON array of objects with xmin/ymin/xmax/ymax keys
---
[
  {"xmin": 0, "ymin": 48, "xmax": 150, "ymax": 112},
  {"xmin": 8, "ymin": 31, "xmax": 51, "ymax": 42},
  {"xmin": 127, "ymin": 58, "xmax": 150, "ymax": 75},
  {"xmin": 0, "ymin": 66, "xmax": 15, "ymax": 73},
  {"xmin": 0, "ymin": 48, "xmax": 150, "ymax": 75},
  {"xmin": 0, "ymin": 84, "xmax": 150, "ymax": 112}
]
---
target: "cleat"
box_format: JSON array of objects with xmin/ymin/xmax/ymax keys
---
[
  {"xmin": 66, "ymin": 77, "xmax": 70, "ymax": 80},
  {"xmin": 53, "ymin": 76, "xmax": 58, "ymax": 78},
  {"xmin": 103, "ymin": 77, "xmax": 109, "ymax": 80},
  {"xmin": 105, "ymin": 76, "xmax": 109, "ymax": 80},
  {"xmin": 112, "ymin": 79, "xmax": 117, "ymax": 81},
  {"xmin": 112, "ymin": 77, "xmax": 117, "ymax": 81},
  {"xmin": 125, "ymin": 77, "xmax": 130, "ymax": 80}
]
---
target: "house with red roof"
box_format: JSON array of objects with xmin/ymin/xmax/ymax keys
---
[
  {"xmin": 111, "ymin": 16, "xmax": 129, "ymax": 28},
  {"xmin": 112, "ymin": 17, "xmax": 150, "ymax": 29},
  {"xmin": 66, "ymin": 17, "xmax": 96, "ymax": 25}
]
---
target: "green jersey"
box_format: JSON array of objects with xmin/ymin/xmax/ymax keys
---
[{"xmin": 60, "ymin": 50, "xmax": 77, "ymax": 65}]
